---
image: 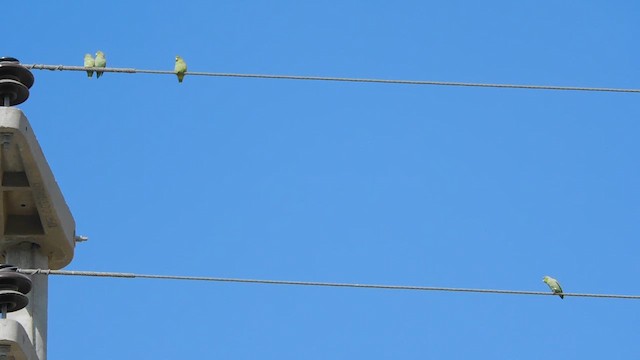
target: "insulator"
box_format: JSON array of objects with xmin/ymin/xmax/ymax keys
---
[
  {"xmin": 0, "ymin": 264, "xmax": 32, "ymax": 294},
  {"xmin": 0, "ymin": 265, "xmax": 17, "ymax": 272},
  {"xmin": 0, "ymin": 58, "xmax": 34, "ymax": 106},
  {"xmin": 0, "ymin": 290, "xmax": 28, "ymax": 313},
  {"xmin": 0, "ymin": 272, "xmax": 31, "ymax": 294},
  {"xmin": 0, "ymin": 79, "xmax": 29, "ymax": 106}
]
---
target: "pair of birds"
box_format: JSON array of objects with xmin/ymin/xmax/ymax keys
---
[
  {"xmin": 543, "ymin": 275, "xmax": 564, "ymax": 299},
  {"xmin": 83, "ymin": 52, "xmax": 188, "ymax": 83},
  {"xmin": 83, "ymin": 51, "xmax": 107, "ymax": 78}
]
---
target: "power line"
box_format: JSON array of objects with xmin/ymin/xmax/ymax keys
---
[
  {"xmin": 22, "ymin": 64, "xmax": 640, "ymax": 94},
  {"xmin": 17, "ymin": 268, "xmax": 640, "ymax": 300}
]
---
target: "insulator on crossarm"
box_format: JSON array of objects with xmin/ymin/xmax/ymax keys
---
[
  {"xmin": 0, "ymin": 58, "xmax": 34, "ymax": 107},
  {"xmin": 0, "ymin": 264, "xmax": 32, "ymax": 318}
]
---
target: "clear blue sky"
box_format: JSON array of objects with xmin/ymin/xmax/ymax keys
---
[{"xmin": 6, "ymin": 1, "xmax": 640, "ymax": 358}]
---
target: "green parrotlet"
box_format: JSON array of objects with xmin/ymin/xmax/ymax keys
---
[
  {"xmin": 83, "ymin": 54, "xmax": 95, "ymax": 78},
  {"xmin": 543, "ymin": 276, "xmax": 564, "ymax": 299},
  {"xmin": 174, "ymin": 56, "xmax": 187, "ymax": 83},
  {"xmin": 94, "ymin": 51, "xmax": 106, "ymax": 78}
]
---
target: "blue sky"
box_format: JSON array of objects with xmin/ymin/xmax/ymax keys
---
[{"xmin": 5, "ymin": 1, "xmax": 640, "ymax": 358}]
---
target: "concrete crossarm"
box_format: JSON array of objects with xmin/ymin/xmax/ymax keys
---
[
  {"xmin": 0, "ymin": 107, "xmax": 75, "ymax": 269},
  {"xmin": 0, "ymin": 319, "xmax": 38, "ymax": 360}
]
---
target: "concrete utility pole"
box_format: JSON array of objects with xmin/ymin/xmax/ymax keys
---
[{"xmin": 0, "ymin": 58, "xmax": 77, "ymax": 360}]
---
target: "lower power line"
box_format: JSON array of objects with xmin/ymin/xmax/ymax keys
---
[{"xmin": 16, "ymin": 268, "xmax": 640, "ymax": 300}]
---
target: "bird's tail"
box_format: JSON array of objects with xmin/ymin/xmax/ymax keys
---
[
  {"xmin": 86, "ymin": 71, "xmax": 93, "ymax": 78},
  {"xmin": 96, "ymin": 71, "xmax": 103, "ymax": 79},
  {"xmin": 177, "ymin": 73, "xmax": 184, "ymax": 83},
  {"xmin": 559, "ymin": 294, "xmax": 564, "ymax": 299}
]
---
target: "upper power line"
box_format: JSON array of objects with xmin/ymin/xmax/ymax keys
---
[
  {"xmin": 18, "ymin": 268, "xmax": 640, "ymax": 300},
  {"xmin": 22, "ymin": 64, "xmax": 640, "ymax": 94}
]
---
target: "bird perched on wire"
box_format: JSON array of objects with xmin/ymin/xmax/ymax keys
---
[
  {"xmin": 94, "ymin": 51, "xmax": 106, "ymax": 78},
  {"xmin": 174, "ymin": 56, "xmax": 187, "ymax": 83},
  {"xmin": 83, "ymin": 54, "xmax": 95, "ymax": 78},
  {"xmin": 543, "ymin": 276, "xmax": 564, "ymax": 299}
]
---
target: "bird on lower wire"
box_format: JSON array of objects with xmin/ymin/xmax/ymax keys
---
[
  {"xmin": 543, "ymin": 276, "xmax": 564, "ymax": 299},
  {"xmin": 174, "ymin": 56, "xmax": 187, "ymax": 83}
]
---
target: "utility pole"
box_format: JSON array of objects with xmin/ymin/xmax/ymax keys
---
[{"xmin": 0, "ymin": 58, "xmax": 77, "ymax": 360}]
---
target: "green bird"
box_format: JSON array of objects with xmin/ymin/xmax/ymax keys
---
[
  {"xmin": 543, "ymin": 276, "xmax": 564, "ymax": 299},
  {"xmin": 83, "ymin": 54, "xmax": 95, "ymax": 78},
  {"xmin": 174, "ymin": 56, "xmax": 187, "ymax": 83},
  {"xmin": 94, "ymin": 51, "xmax": 107, "ymax": 78}
]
